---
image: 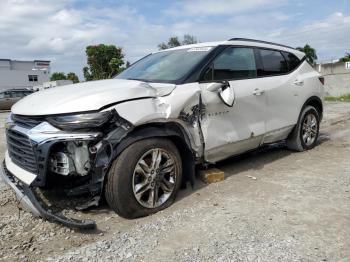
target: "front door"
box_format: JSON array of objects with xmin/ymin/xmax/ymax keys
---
[{"xmin": 199, "ymin": 47, "xmax": 267, "ymax": 162}]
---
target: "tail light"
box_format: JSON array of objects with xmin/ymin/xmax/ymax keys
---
[{"xmin": 318, "ymin": 76, "xmax": 325, "ymax": 85}]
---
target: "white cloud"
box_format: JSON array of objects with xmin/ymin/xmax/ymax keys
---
[
  {"xmin": 166, "ymin": 0, "xmax": 284, "ymax": 16},
  {"xmin": 267, "ymin": 12, "xmax": 350, "ymax": 61},
  {"xmin": 0, "ymin": 0, "xmax": 349, "ymax": 80}
]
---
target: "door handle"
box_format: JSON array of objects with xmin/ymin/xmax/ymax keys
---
[
  {"xmin": 293, "ymin": 79, "xmax": 304, "ymax": 86},
  {"xmin": 253, "ymin": 88, "xmax": 265, "ymax": 96}
]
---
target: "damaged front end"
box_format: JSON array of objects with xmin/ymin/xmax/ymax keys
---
[{"xmin": 0, "ymin": 110, "xmax": 133, "ymax": 229}]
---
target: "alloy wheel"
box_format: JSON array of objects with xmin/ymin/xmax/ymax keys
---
[
  {"xmin": 132, "ymin": 148, "xmax": 177, "ymax": 208},
  {"xmin": 302, "ymin": 113, "xmax": 318, "ymax": 146}
]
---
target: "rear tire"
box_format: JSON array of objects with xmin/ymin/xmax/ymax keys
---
[
  {"xmin": 105, "ymin": 138, "xmax": 182, "ymax": 219},
  {"xmin": 287, "ymin": 105, "xmax": 320, "ymax": 151}
]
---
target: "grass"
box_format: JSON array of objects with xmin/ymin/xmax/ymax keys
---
[{"xmin": 324, "ymin": 93, "xmax": 350, "ymax": 102}]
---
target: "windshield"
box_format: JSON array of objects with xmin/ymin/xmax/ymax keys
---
[{"xmin": 116, "ymin": 47, "xmax": 213, "ymax": 82}]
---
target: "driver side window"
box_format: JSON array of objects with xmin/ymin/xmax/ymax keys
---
[{"xmin": 203, "ymin": 47, "xmax": 257, "ymax": 81}]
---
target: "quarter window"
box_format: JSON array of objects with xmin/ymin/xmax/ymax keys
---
[
  {"xmin": 282, "ymin": 52, "xmax": 301, "ymax": 71},
  {"xmin": 259, "ymin": 49, "xmax": 288, "ymax": 76},
  {"xmin": 203, "ymin": 47, "xmax": 257, "ymax": 81}
]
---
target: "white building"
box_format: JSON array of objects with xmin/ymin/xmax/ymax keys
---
[
  {"xmin": 0, "ymin": 59, "xmax": 50, "ymax": 92},
  {"xmin": 33, "ymin": 80, "xmax": 73, "ymax": 91}
]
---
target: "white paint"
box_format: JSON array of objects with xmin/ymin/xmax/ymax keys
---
[
  {"xmin": 8, "ymin": 39, "xmax": 323, "ymax": 164},
  {"xmin": 5, "ymin": 151, "xmax": 37, "ymax": 185},
  {"xmin": 11, "ymin": 79, "xmax": 176, "ymax": 116}
]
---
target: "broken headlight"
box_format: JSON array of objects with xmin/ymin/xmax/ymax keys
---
[{"xmin": 47, "ymin": 111, "xmax": 112, "ymax": 130}]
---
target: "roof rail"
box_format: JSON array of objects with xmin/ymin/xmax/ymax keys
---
[{"xmin": 228, "ymin": 38, "xmax": 296, "ymax": 50}]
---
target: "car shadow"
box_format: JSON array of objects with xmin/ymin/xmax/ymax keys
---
[{"xmin": 176, "ymin": 133, "xmax": 330, "ymax": 202}]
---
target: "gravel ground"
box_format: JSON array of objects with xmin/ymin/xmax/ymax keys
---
[{"xmin": 0, "ymin": 103, "xmax": 350, "ymax": 262}]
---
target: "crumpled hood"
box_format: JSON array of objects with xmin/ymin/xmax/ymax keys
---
[{"xmin": 12, "ymin": 79, "xmax": 176, "ymax": 116}]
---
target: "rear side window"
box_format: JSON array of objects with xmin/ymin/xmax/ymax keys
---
[
  {"xmin": 203, "ymin": 47, "xmax": 257, "ymax": 81},
  {"xmin": 282, "ymin": 52, "xmax": 301, "ymax": 71},
  {"xmin": 259, "ymin": 49, "xmax": 288, "ymax": 76}
]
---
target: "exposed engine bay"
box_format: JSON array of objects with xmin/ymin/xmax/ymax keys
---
[{"xmin": 50, "ymin": 141, "xmax": 91, "ymax": 176}]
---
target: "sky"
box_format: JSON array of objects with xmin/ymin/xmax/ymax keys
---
[{"xmin": 0, "ymin": 0, "xmax": 349, "ymax": 80}]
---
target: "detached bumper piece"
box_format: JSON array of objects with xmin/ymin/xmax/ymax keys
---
[{"xmin": 0, "ymin": 162, "xmax": 96, "ymax": 230}]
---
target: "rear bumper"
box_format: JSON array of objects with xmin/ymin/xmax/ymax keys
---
[{"xmin": 0, "ymin": 160, "xmax": 96, "ymax": 229}]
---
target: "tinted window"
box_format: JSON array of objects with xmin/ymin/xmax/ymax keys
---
[
  {"xmin": 259, "ymin": 49, "xmax": 288, "ymax": 76},
  {"xmin": 0, "ymin": 93, "xmax": 4, "ymax": 99},
  {"xmin": 282, "ymin": 52, "xmax": 301, "ymax": 71},
  {"xmin": 204, "ymin": 47, "xmax": 257, "ymax": 81}
]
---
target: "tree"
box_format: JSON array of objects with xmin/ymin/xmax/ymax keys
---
[
  {"xmin": 296, "ymin": 44, "xmax": 318, "ymax": 65},
  {"xmin": 83, "ymin": 44, "xmax": 125, "ymax": 81},
  {"xmin": 182, "ymin": 34, "xmax": 198, "ymax": 45},
  {"xmin": 67, "ymin": 72, "xmax": 79, "ymax": 83},
  {"xmin": 50, "ymin": 72, "xmax": 66, "ymax": 81},
  {"xmin": 50, "ymin": 72, "xmax": 79, "ymax": 83},
  {"xmin": 158, "ymin": 34, "xmax": 199, "ymax": 50},
  {"xmin": 339, "ymin": 52, "xmax": 350, "ymax": 62}
]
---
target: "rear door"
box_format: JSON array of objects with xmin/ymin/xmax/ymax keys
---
[
  {"xmin": 199, "ymin": 46, "xmax": 267, "ymax": 162},
  {"xmin": 255, "ymin": 48, "xmax": 301, "ymax": 143}
]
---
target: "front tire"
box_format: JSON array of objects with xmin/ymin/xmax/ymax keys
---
[
  {"xmin": 287, "ymin": 105, "xmax": 320, "ymax": 151},
  {"xmin": 105, "ymin": 138, "xmax": 182, "ymax": 219}
]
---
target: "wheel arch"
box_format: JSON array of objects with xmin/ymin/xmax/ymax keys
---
[
  {"xmin": 303, "ymin": 96, "xmax": 323, "ymax": 121},
  {"xmin": 113, "ymin": 122, "xmax": 197, "ymax": 187}
]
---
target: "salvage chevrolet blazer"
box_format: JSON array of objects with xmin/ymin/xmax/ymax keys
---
[{"xmin": 0, "ymin": 38, "xmax": 324, "ymax": 228}]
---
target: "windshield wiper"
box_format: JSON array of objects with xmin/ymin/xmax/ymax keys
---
[{"xmin": 126, "ymin": 78, "xmax": 152, "ymax": 83}]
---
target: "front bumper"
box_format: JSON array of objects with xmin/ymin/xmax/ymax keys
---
[
  {"xmin": 0, "ymin": 160, "xmax": 96, "ymax": 229},
  {"xmin": 3, "ymin": 114, "xmax": 131, "ymax": 228}
]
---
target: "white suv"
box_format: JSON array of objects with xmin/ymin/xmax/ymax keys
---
[{"xmin": 0, "ymin": 38, "xmax": 324, "ymax": 228}]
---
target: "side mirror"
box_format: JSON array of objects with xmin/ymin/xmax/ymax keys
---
[
  {"xmin": 206, "ymin": 82, "xmax": 223, "ymax": 92},
  {"xmin": 206, "ymin": 81, "xmax": 235, "ymax": 107},
  {"xmin": 214, "ymin": 81, "xmax": 235, "ymax": 107}
]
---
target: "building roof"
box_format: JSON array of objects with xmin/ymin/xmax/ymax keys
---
[{"xmin": 0, "ymin": 59, "xmax": 50, "ymax": 63}]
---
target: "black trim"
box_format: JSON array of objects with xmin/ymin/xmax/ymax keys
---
[
  {"xmin": 256, "ymin": 48, "xmax": 288, "ymax": 77},
  {"xmin": 115, "ymin": 43, "xmax": 304, "ymax": 85},
  {"xmin": 218, "ymin": 81, "xmax": 234, "ymax": 107},
  {"xmin": 182, "ymin": 46, "xmax": 225, "ymax": 84},
  {"xmin": 228, "ymin": 38, "xmax": 296, "ymax": 50},
  {"xmin": 2, "ymin": 162, "xmax": 96, "ymax": 229},
  {"xmin": 303, "ymin": 96, "xmax": 324, "ymax": 121},
  {"xmin": 255, "ymin": 47, "xmax": 306, "ymax": 78},
  {"xmin": 195, "ymin": 45, "xmax": 307, "ymax": 83}
]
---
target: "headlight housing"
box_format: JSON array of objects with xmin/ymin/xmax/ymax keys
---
[{"xmin": 47, "ymin": 111, "xmax": 112, "ymax": 130}]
